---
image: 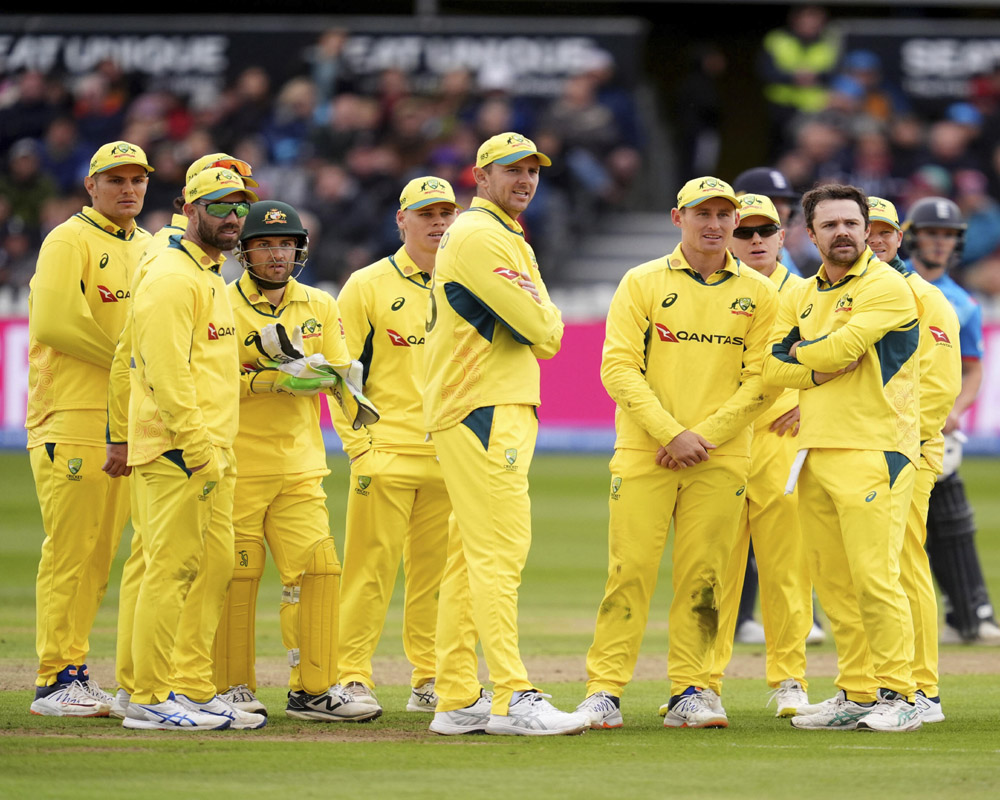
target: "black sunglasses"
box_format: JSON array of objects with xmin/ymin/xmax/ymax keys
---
[{"xmin": 733, "ymin": 223, "xmax": 781, "ymax": 240}]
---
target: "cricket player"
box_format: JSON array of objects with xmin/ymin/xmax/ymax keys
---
[
  {"xmin": 123, "ymin": 167, "xmax": 265, "ymax": 731},
  {"xmin": 27, "ymin": 141, "xmax": 152, "ymax": 717},
  {"xmin": 867, "ymin": 197, "xmax": 960, "ymax": 721},
  {"xmin": 902, "ymin": 197, "xmax": 1000, "ymax": 645},
  {"xmin": 333, "ymin": 177, "xmax": 458, "ymax": 715},
  {"xmin": 424, "ymin": 133, "xmax": 587, "ymax": 736},
  {"xmin": 210, "ymin": 200, "xmax": 380, "ymax": 723},
  {"xmin": 764, "ymin": 184, "xmax": 922, "ymax": 733},
  {"xmin": 577, "ymin": 177, "xmax": 779, "ymax": 731},
  {"xmin": 104, "ymin": 153, "xmax": 260, "ymax": 719},
  {"xmin": 709, "ymin": 193, "xmax": 813, "ymax": 717}
]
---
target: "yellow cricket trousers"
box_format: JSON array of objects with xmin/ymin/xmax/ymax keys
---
[
  {"xmin": 115, "ymin": 473, "xmax": 145, "ymax": 693},
  {"xmin": 799, "ymin": 448, "xmax": 916, "ymax": 701},
  {"xmin": 712, "ymin": 427, "xmax": 811, "ymax": 693},
  {"xmin": 432, "ymin": 404, "xmax": 537, "ymax": 715},
  {"xmin": 225, "ymin": 471, "xmax": 338, "ymax": 693},
  {"xmin": 31, "ymin": 442, "xmax": 130, "ymax": 686},
  {"xmin": 586, "ymin": 449, "xmax": 750, "ymax": 699},
  {"xmin": 900, "ymin": 462, "xmax": 939, "ymax": 697},
  {"xmin": 131, "ymin": 448, "xmax": 235, "ymax": 705},
  {"xmin": 338, "ymin": 451, "xmax": 450, "ymax": 689}
]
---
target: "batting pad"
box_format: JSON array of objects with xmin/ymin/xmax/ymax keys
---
[
  {"xmin": 292, "ymin": 537, "xmax": 342, "ymax": 695},
  {"xmin": 212, "ymin": 538, "xmax": 266, "ymax": 693}
]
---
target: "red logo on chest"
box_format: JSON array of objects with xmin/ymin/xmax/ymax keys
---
[
  {"xmin": 386, "ymin": 329, "xmax": 410, "ymax": 347},
  {"xmin": 97, "ymin": 285, "xmax": 117, "ymax": 303},
  {"xmin": 208, "ymin": 323, "xmax": 219, "ymax": 340},
  {"xmin": 655, "ymin": 323, "xmax": 678, "ymax": 342}
]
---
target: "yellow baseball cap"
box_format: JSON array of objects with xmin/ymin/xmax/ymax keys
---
[
  {"xmin": 185, "ymin": 153, "xmax": 259, "ymax": 188},
  {"xmin": 676, "ymin": 176, "xmax": 739, "ymax": 209},
  {"xmin": 868, "ymin": 196, "xmax": 900, "ymax": 230},
  {"xmin": 738, "ymin": 193, "xmax": 781, "ymax": 225},
  {"xmin": 88, "ymin": 141, "xmax": 154, "ymax": 176},
  {"xmin": 476, "ymin": 132, "xmax": 552, "ymax": 169},
  {"xmin": 184, "ymin": 167, "xmax": 259, "ymax": 204},
  {"xmin": 399, "ymin": 176, "xmax": 462, "ymax": 210}
]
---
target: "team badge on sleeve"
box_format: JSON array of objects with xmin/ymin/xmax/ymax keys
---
[
  {"xmin": 929, "ymin": 326, "xmax": 952, "ymax": 345},
  {"xmin": 493, "ymin": 267, "xmax": 520, "ymax": 281},
  {"xmin": 729, "ymin": 297, "xmax": 755, "ymax": 317}
]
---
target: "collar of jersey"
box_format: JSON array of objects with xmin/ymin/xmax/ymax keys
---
[
  {"xmin": 389, "ymin": 246, "xmax": 431, "ymax": 289},
  {"xmin": 236, "ymin": 269, "xmax": 308, "ymax": 314},
  {"xmin": 166, "ymin": 232, "xmax": 225, "ymax": 274},
  {"xmin": 467, "ymin": 198, "xmax": 524, "ymax": 236},
  {"xmin": 168, "ymin": 213, "xmax": 188, "ymax": 231},
  {"xmin": 668, "ymin": 243, "xmax": 740, "ymax": 284},
  {"xmin": 77, "ymin": 206, "xmax": 139, "ymax": 240},
  {"xmin": 815, "ymin": 247, "xmax": 877, "ymax": 289}
]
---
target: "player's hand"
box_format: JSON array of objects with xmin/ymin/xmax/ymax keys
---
[
  {"xmin": 517, "ymin": 273, "xmax": 542, "ymax": 304},
  {"xmin": 788, "ymin": 340, "xmax": 803, "ymax": 359},
  {"xmin": 813, "ymin": 354, "xmax": 863, "ymax": 385},
  {"xmin": 659, "ymin": 430, "xmax": 716, "ymax": 469},
  {"xmin": 769, "ymin": 406, "xmax": 800, "ymax": 437},
  {"xmin": 943, "ymin": 410, "xmax": 961, "ymax": 435},
  {"xmin": 102, "ymin": 443, "xmax": 132, "ymax": 477},
  {"xmin": 655, "ymin": 446, "xmax": 681, "ymax": 470}
]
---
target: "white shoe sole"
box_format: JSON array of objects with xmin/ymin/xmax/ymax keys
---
[
  {"xmin": 285, "ymin": 707, "xmax": 382, "ymax": 723},
  {"xmin": 485, "ymin": 719, "xmax": 588, "ymax": 736},
  {"xmin": 406, "ymin": 702, "xmax": 437, "ymax": 713},
  {"xmin": 429, "ymin": 720, "xmax": 488, "ymax": 735},
  {"xmin": 30, "ymin": 701, "xmax": 109, "ymax": 718},
  {"xmin": 122, "ymin": 718, "xmax": 231, "ymax": 731}
]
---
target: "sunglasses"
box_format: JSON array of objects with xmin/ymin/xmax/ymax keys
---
[
  {"xmin": 197, "ymin": 200, "xmax": 251, "ymax": 218},
  {"xmin": 206, "ymin": 158, "xmax": 254, "ymax": 178},
  {"xmin": 732, "ymin": 223, "xmax": 781, "ymax": 240}
]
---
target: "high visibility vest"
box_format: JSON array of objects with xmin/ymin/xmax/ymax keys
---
[{"xmin": 762, "ymin": 28, "xmax": 839, "ymax": 112}]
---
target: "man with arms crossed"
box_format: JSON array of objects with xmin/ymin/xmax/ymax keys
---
[
  {"xmin": 710, "ymin": 193, "xmax": 813, "ymax": 718},
  {"xmin": 28, "ymin": 141, "xmax": 152, "ymax": 717},
  {"xmin": 334, "ymin": 178, "xmax": 459, "ymax": 715},
  {"xmin": 124, "ymin": 167, "xmax": 264, "ymax": 731},
  {"xmin": 764, "ymin": 184, "xmax": 922, "ymax": 733},
  {"xmin": 577, "ymin": 177, "xmax": 778, "ymax": 730},
  {"xmin": 424, "ymin": 133, "xmax": 587, "ymax": 736}
]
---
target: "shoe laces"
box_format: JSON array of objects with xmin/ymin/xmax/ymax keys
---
[
  {"xmin": 765, "ymin": 679, "xmax": 803, "ymax": 708},
  {"xmin": 583, "ymin": 691, "xmax": 617, "ymax": 712},
  {"xmin": 511, "ymin": 691, "xmax": 554, "ymax": 711}
]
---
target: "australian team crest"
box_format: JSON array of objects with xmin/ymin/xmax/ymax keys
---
[
  {"xmin": 67, "ymin": 458, "xmax": 82, "ymax": 475},
  {"xmin": 301, "ymin": 318, "xmax": 321, "ymax": 337},
  {"xmin": 505, "ymin": 449, "xmax": 518, "ymax": 465},
  {"xmin": 730, "ymin": 297, "xmax": 755, "ymax": 316},
  {"xmin": 358, "ymin": 475, "xmax": 372, "ymax": 490},
  {"xmin": 835, "ymin": 294, "xmax": 854, "ymax": 313}
]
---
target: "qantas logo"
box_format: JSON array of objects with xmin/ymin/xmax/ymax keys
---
[
  {"xmin": 929, "ymin": 326, "xmax": 952, "ymax": 344},
  {"xmin": 655, "ymin": 323, "xmax": 678, "ymax": 342},
  {"xmin": 493, "ymin": 267, "xmax": 520, "ymax": 280},
  {"xmin": 655, "ymin": 324, "xmax": 744, "ymax": 346},
  {"xmin": 208, "ymin": 323, "xmax": 235, "ymax": 340},
  {"xmin": 387, "ymin": 329, "xmax": 410, "ymax": 347},
  {"xmin": 97, "ymin": 285, "xmax": 129, "ymax": 303}
]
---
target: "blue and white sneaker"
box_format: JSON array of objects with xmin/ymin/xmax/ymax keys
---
[
  {"xmin": 485, "ymin": 691, "xmax": 589, "ymax": 736},
  {"xmin": 406, "ymin": 679, "xmax": 438, "ymax": 713},
  {"xmin": 576, "ymin": 691, "xmax": 623, "ymax": 729},
  {"xmin": 174, "ymin": 693, "xmax": 267, "ymax": 730},
  {"xmin": 30, "ymin": 678, "xmax": 109, "ymax": 717},
  {"xmin": 914, "ymin": 690, "xmax": 945, "ymax": 724},
  {"xmin": 122, "ymin": 692, "xmax": 232, "ymax": 730}
]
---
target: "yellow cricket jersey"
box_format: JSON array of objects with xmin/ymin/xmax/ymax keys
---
[
  {"xmin": 334, "ymin": 245, "xmax": 435, "ymax": 459},
  {"xmin": 107, "ymin": 214, "xmax": 188, "ymax": 444},
  {"xmin": 423, "ymin": 198, "xmax": 563, "ymax": 433},
  {"xmin": 764, "ymin": 247, "xmax": 920, "ymax": 465},
  {"xmin": 228, "ymin": 270, "xmax": 351, "ymax": 477},
  {"xmin": 756, "ymin": 263, "xmax": 804, "ymax": 430},
  {"xmin": 128, "ymin": 236, "xmax": 239, "ymax": 469},
  {"xmin": 888, "ymin": 257, "xmax": 961, "ymax": 473},
  {"xmin": 603, "ymin": 244, "xmax": 779, "ymax": 455},
  {"xmin": 27, "ymin": 207, "xmax": 150, "ymax": 448}
]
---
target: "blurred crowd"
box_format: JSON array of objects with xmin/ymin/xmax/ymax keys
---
[
  {"xmin": 0, "ymin": 29, "xmax": 642, "ymax": 292},
  {"xmin": 750, "ymin": 6, "xmax": 1000, "ymax": 296}
]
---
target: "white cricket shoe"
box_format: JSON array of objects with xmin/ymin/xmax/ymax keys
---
[
  {"xmin": 78, "ymin": 670, "xmax": 115, "ymax": 708},
  {"xmin": 659, "ymin": 687, "xmax": 724, "ymax": 718},
  {"xmin": 977, "ymin": 619, "xmax": 1000, "ymax": 643},
  {"xmin": 662, "ymin": 688, "xmax": 728, "ymax": 729},
  {"xmin": 285, "ymin": 687, "xmax": 382, "ymax": 722},
  {"xmin": 122, "ymin": 693, "xmax": 231, "ymax": 730},
  {"xmin": 486, "ymin": 691, "xmax": 588, "ymax": 736},
  {"xmin": 856, "ymin": 689, "xmax": 922, "ymax": 732},
  {"xmin": 576, "ymin": 691, "xmax": 623, "ymax": 729},
  {"xmin": 914, "ymin": 690, "xmax": 945, "ymax": 724},
  {"xmin": 220, "ymin": 684, "xmax": 267, "ymax": 716},
  {"xmin": 30, "ymin": 680, "xmax": 110, "ymax": 717},
  {"xmin": 340, "ymin": 681, "xmax": 382, "ymax": 708},
  {"xmin": 734, "ymin": 619, "xmax": 767, "ymax": 644},
  {"xmin": 429, "ymin": 690, "xmax": 493, "ymax": 735},
  {"xmin": 406, "ymin": 679, "xmax": 438, "ymax": 713},
  {"xmin": 109, "ymin": 688, "xmax": 130, "ymax": 719},
  {"xmin": 768, "ymin": 679, "xmax": 809, "ymax": 718},
  {"xmin": 175, "ymin": 693, "xmax": 267, "ymax": 730},
  {"xmin": 806, "ymin": 622, "xmax": 827, "ymax": 645},
  {"xmin": 790, "ymin": 690, "xmax": 872, "ymax": 730}
]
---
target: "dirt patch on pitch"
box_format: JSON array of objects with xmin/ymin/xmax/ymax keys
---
[{"xmin": 3, "ymin": 648, "xmax": 997, "ymax": 693}]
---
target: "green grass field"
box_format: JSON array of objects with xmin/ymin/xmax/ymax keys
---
[{"xmin": 1, "ymin": 451, "xmax": 998, "ymax": 799}]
